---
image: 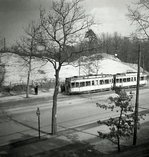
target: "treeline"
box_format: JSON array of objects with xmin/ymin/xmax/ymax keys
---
[
  {"xmin": 78, "ymin": 31, "xmax": 149, "ymax": 72},
  {"xmin": 99, "ymin": 32, "xmax": 149, "ymax": 71}
]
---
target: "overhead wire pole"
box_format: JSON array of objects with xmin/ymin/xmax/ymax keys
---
[
  {"xmin": 4, "ymin": 38, "xmax": 6, "ymax": 52},
  {"xmin": 133, "ymin": 41, "xmax": 141, "ymax": 145},
  {"xmin": 79, "ymin": 56, "xmax": 81, "ymax": 77}
]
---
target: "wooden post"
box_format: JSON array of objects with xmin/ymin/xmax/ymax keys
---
[{"xmin": 36, "ymin": 107, "xmax": 41, "ymax": 139}]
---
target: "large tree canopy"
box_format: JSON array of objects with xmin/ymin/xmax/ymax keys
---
[
  {"xmin": 38, "ymin": 0, "xmax": 94, "ymax": 66},
  {"xmin": 127, "ymin": 0, "xmax": 149, "ymax": 39}
]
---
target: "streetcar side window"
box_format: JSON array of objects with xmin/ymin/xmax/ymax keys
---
[
  {"xmin": 116, "ymin": 79, "xmax": 119, "ymax": 83},
  {"xmin": 134, "ymin": 77, "xmax": 136, "ymax": 81},
  {"xmin": 131, "ymin": 77, "xmax": 133, "ymax": 81},
  {"xmin": 120, "ymin": 79, "xmax": 122, "ymax": 83},
  {"xmin": 76, "ymin": 82, "xmax": 79, "ymax": 87},
  {"xmin": 80, "ymin": 82, "xmax": 85, "ymax": 87},
  {"xmin": 86, "ymin": 81, "xmax": 90, "ymax": 86},
  {"xmin": 92, "ymin": 80, "xmax": 95, "ymax": 85},
  {"xmin": 105, "ymin": 79, "xmax": 109, "ymax": 84},
  {"xmin": 123, "ymin": 78, "xmax": 126, "ymax": 82},
  {"xmin": 100, "ymin": 80, "xmax": 104, "ymax": 85},
  {"xmin": 71, "ymin": 82, "xmax": 75, "ymax": 88},
  {"xmin": 127, "ymin": 78, "xmax": 130, "ymax": 82},
  {"xmin": 141, "ymin": 76, "xmax": 144, "ymax": 80},
  {"xmin": 96, "ymin": 80, "xmax": 98, "ymax": 85}
]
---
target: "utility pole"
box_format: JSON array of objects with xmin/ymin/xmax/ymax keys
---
[
  {"xmin": 133, "ymin": 42, "xmax": 141, "ymax": 145},
  {"xmin": 79, "ymin": 57, "xmax": 81, "ymax": 76},
  {"xmin": 3, "ymin": 38, "xmax": 6, "ymax": 51}
]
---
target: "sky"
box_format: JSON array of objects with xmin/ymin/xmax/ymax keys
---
[{"xmin": 0, "ymin": 0, "xmax": 135, "ymax": 46}]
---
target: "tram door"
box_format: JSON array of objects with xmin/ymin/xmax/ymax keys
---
[{"xmin": 65, "ymin": 79, "xmax": 71, "ymax": 94}]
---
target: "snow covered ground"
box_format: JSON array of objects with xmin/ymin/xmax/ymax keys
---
[{"xmin": 1, "ymin": 53, "xmax": 140, "ymax": 85}]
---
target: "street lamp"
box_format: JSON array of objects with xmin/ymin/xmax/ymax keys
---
[
  {"xmin": 114, "ymin": 53, "xmax": 118, "ymax": 57},
  {"xmin": 36, "ymin": 107, "xmax": 41, "ymax": 139}
]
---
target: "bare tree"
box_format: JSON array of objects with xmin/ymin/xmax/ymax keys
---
[
  {"xmin": 4, "ymin": 0, "xmax": 93, "ymax": 135},
  {"xmin": 37, "ymin": 0, "xmax": 94, "ymax": 134},
  {"xmin": 80, "ymin": 54, "xmax": 102, "ymax": 75},
  {"xmin": 127, "ymin": 0, "xmax": 149, "ymax": 39},
  {"xmin": 81, "ymin": 59, "xmax": 93, "ymax": 75},
  {"xmin": 14, "ymin": 22, "xmax": 41, "ymax": 98}
]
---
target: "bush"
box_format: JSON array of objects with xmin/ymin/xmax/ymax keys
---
[
  {"xmin": 35, "ymin": 79, "xmax": 56, "ymax": 90},
  {"xmin": 0, "ymin": 84, "xmax": 28, "ymax": 95},
  {"xmin": 0, "ymin": 86, "xmax": 11, "ymax": 93},
  {"xmin": 11, "ymin": 84, "xmax": 27, "ymax": 92}
]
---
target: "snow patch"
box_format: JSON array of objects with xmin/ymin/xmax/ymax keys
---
[{"xmin": 1, "ymin": 53, "xmax": 138, "ymax": 85}]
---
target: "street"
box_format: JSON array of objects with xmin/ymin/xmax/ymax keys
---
[{"xmin": 0, "ymin": 88, "xmax": 149, "ymax": 146}]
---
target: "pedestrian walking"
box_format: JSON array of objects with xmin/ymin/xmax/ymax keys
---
[{"xmin": 34, "ymin": 83, "xmax": 38, "ymax": 95}]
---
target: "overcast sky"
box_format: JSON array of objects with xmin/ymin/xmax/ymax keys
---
[{"xmin": 0, "ymin": 0, "xmax": 135, "ymax": 46}]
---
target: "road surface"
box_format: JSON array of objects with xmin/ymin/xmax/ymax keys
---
[{"xmin": 0, "ymin": 88, "xmax": 149, "ymax": 146}]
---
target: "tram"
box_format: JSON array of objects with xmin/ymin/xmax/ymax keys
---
[{"xmin": 62, "ymin": 72, "xmax": 148, "ymax": 94}]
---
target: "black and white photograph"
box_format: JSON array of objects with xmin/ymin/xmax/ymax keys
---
[{"xmin": 0, "ymin": 0, "xmax": 149, "ymax": 156}]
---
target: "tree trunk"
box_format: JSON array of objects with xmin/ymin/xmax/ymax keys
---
[
  {"xmin": 26, "ymin": 59, "xmax": 31, "ymax": 98},
  {"xmin": 51, "ymin": 69, "xmax": 60, "ymax": 135},
  {"xmin": 117, "ymin": 108, "xmax": 123, "ymax": 152},
  {"xmin": 117, "ymin": 135, "xmax": 120, "ymax": 152}
]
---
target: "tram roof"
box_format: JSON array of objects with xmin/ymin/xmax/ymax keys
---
[
  {"xmin": 66, "ymin": 72, "xmax": 146, "ymax": 81},
  {"xmin": 66, "ymin": 74, "xmax": 113, "ymax": 81}
]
